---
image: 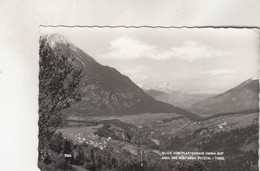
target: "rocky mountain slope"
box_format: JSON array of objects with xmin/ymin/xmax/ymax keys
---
[
  {"xmin": 192, "ymin": 78, "xmax": 259, "ymax": 115},
  {"xmin": 40, "ymin": 34, "xmax": 198, "ymax": 119}
]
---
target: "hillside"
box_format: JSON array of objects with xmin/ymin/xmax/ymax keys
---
[
  {"xmin": 192, "ymin": 78, "xmax": 259, "ymax": 115},
  {"xmin": 39, "ymin": 34, "xmax": 198, "ymax": 119},
  {"xmin": 146, "ymin": 89, "xmax": 173, "ymax": 105}
]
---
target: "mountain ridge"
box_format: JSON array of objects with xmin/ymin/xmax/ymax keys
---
[
  {"xmin": 192, "ymin": 78, "xmax": 259, "ymax": 115},
  {"xmin": 40, "ymin": 33, "xmax": 199, "ymax": 120},
  {"xmin": 147, "ymin": 83, "xmax": 217, "ymax": 109}
]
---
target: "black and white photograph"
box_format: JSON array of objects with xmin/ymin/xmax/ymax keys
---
[
  {"xmin": 38, "ymin": 27, "xmax": 259, "ymax": 171},
  {"xmin": 2, "ymin": 1, "xmax": 260, "ymax": 171}
]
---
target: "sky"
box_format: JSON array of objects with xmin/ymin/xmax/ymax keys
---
[{"xmin": 40, "ymin": 27, "xmax": 259, "ymax": 92}]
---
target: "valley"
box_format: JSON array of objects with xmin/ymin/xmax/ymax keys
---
[
  {"xmin": 38, "ymin": 33, "xmax": 259, "ymax": 171},
  {"xmin": 54, "ymin": 111, "xmax": 258, "ymax": 171},
  {"xmin": 58, "ymin": 112, "xmax": 258, "ymax": 143}
]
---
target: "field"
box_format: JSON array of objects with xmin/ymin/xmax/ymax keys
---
[
  {"xmin": 52, "ymin": 111, "xmax": 259, "ymax": 171},
  {"xmin": 56, "ymin": 112, "xmax": 258, "ymax": 154},
  {"xmin": 81, "ymin": 112, "xmax": 182, "ymax": 127}
]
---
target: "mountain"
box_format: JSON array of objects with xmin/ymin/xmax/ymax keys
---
[
  {"xmin": 192, "ymin": 78, "xmax": 259, "ymax": 115},
  {"xmin": 146, "ymin": 89, "xmax": 173, "ymax": 105},
  {"xmin": 148, "ymin": 83, "xmax": 217, "ymax": 109},
  {"xmin": 39, "ymin": 34, "xmax": 198, "ymax": 120},
  {"xmin": 156, "ymin": 83, "xmax": 178, "ymax": 94}
]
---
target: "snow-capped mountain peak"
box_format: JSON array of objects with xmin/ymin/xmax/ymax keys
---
[{"xmin": 157, "ymin": 83, "xmax": 177, "ymax": 93}]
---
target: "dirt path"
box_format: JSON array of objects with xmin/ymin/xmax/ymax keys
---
[{"xmin": 71, "ymin": 165, "xmax": 90, "ymax": 171}]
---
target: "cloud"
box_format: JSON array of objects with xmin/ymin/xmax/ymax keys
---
[
  {"xmin": 101, "ymin": 37, "xmax": 229, "ymax": 62},
  {"xmin": 102, "ymin": 37, "xmax": 158, "ymax": 59},
  {"xmin": 199, "ymin": 69, "xmax": 237, "ymax": 76}
]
